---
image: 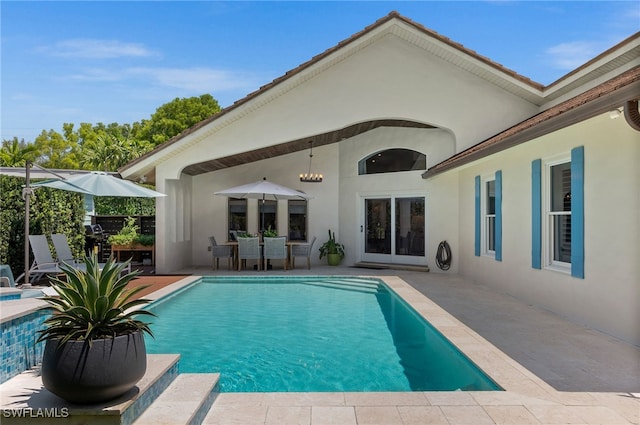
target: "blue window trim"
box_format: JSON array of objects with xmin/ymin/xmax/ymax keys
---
[
  {"xmin": 474, "ymin": 175, "xmax": 481, "ymax": 256},
  {"xmin": 571, "ymin": 146, "xmax": 585, "ymax": 278},
  {"xmin": 495, "ymin": 170, "xmax": 502, "ymax": 261},
  {"xmin": 531, "ymin": 159, "xmax": 542, "ymax": 269}
]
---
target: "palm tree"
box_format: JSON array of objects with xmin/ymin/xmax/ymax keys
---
[{"xmin": 0, "ymin": 138, "xmax": 37, "ymax": 166}]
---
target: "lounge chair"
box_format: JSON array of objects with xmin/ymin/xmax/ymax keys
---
[
  {"xmin": 0, "ymin": 264, "xmax": 16, "ymax": 287},
  {"xmin": 15, "ymin": 235, "xmax": 64, "ymax": 283},
  {"xmin": 209, "ymin": 236, "xmax": 233, "ymax": 270},
  {"xmin": 51, "ymin": 233, "xmax": 83, "ymax": 265},
  {"xmin": 290, "ymin": 236, "xmax": 317, "ymax": 270},
  {"xmin": 263, "ymin": 237, "xmax": 288, "ymax": 271},
  {"xmin": 51, "ymin": 233, "xmax": 132, "ymax": 275},
  {"xmin": 237, "ymin": 237, "xmax": 261, "ymax": 271}
]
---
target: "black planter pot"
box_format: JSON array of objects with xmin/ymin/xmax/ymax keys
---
[{"xmin": 41, "ymin": 331, "xmax": 147, "ymax": 404}]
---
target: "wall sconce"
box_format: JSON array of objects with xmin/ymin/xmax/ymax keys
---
[{"xmin": 299, "ymin": 141, "xmax": 323, "ymax": 183}]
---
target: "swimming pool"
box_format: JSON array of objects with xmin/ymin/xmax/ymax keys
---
[
  {"xmin": 145, "ymin": 276, "xmax": 500, "ymax": 392},
  {"xmin": 0, "ymin": 288, "xmax": 45, "ymax": 301}
]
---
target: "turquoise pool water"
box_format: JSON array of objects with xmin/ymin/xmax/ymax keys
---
[
  {"xmin": 0, "ymin": 288, "xmax": 45, "ymax": 301},
  {"xmin": 145, "ymin": 276, "xmax": 500, "ymax": 392}
]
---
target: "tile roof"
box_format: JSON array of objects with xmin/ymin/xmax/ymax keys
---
[{"xmin": 423, "ymin": 66, "xmax": 640, "ymax": 178}]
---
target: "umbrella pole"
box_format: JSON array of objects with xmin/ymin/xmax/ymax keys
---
[
  {"xmin": 261, "ymin": 197, "xmax": 265, "ymax": 233},
  {"xmin": 24, "ymin": 161, "xmax": 31, "ymax": 286}
]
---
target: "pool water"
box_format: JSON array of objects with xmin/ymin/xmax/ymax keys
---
[
  {"xmin": 0, "ymin": 288, "xmax": 45, "ymax": 301},
  {"xmin": 145, "ymin": 277, "xmax": 500, "ymax": 392}
]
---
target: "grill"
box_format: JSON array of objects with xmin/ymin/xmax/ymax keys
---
[{"xmin": 84, "ymin": 224, "xmax": 106, "ymax": 256}]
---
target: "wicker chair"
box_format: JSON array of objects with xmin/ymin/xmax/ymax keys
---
[
  {"xmin": 209, "ymin": 236, "xmax": 233, "ymax": 270},
  {"xmin": 237, "ymin": 237, "xmax": 261, "ymax": 271},
  {"xmin": 290, "ymin": 236, "xmax": 316, "ymax": 270},
  {"xmin": 263, "ymin": 237, "xmax": 288, "ymax": 271}
]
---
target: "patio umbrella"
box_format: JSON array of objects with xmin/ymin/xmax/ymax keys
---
[
  {"xmin": 31, "ymin": 171, "xmax": 166, "ymax": 198},
  {"xmin": 24, "ymin": 170, "xmax": 166, "ymax": 284},
  {"xmin": 214, "ymin": 177, "xmax": 312, "ymax": 231}
]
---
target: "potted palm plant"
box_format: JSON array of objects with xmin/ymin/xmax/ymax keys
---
[
  {"xmin": 319, "ymin": 229, "xmax": 345, "ymax": 266},
  {"xmin": 37, "ymin": 253, "xmax": 155, "ymax": 404}
]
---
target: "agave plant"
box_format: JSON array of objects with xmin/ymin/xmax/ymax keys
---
[{"xmin": 37, "ymin": 253, "xmax": 155, "ymax": 346}]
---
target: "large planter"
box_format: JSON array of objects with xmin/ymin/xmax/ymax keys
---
[
  {"xmin": 111, "ymin": 243, "xmax": 154, "ymax": 250},
  {"xmin": 326, "ymin": 253, "xmax": 343, "ymax": 266},
  {"xmin": 41, "ymin": 331, "xmax": 147, "ymax": 404}
]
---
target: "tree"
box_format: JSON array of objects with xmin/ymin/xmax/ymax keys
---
[
  {"xmin": 2, "ymin": 93, "xmax": 221, "ymax": 171},
  {"xmin": 32, "ymin": 129, "xmax": 80, "ymax": 169},
  {"xmin": 0, "ymin": 138, "xmax": 38, "ymax": 166},
  {"xmin": 136, "ymin": 94, "xmax": 220, "ymax": 146}
]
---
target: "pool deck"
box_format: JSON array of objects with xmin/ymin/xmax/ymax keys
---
[
  {"xmin": 2, "ymin": 266, "xmax": 638, "ymax": 424},
  {"xmin": 172, "ymin": 266, "xmax": 639, "ymax": 425}
]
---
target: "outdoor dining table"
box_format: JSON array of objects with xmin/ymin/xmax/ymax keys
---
[{"xmin": 224, "ymin": 240, "xmax": 306, "ymax": 270}]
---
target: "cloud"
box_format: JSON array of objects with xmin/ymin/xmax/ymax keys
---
[
  {"xmin": 545, "ymin": 41, "xmax": 607, "ymax": 70},
  {"xmin": 43, "ymin": 39, "xmax": 157, "ymax": 59},
  {"xmin": 65, "ymin": 66, "xmax": 261, "ymax": 94},
  {"xmin": 68, "ymin": 67, "xmax": 125, "ymax": 82},
  {"xmin": 128, "ymin": 67, "xmax": 260, "ymax": 92}
]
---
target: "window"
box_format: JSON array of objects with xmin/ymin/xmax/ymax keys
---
[
  {"xmin": 358, "ymin": 149, "xmax": 426, "ymax": 175},
  {"xmin": 532, "ymin": 146, "xmax": 584, "ymax": 278},
  {"xmin": 484, "ymin": 178, "xmax": 496, "ymax": 254},
  {"xmin": 548, "ymin": 161, "xmax": 572, "ymax": 265},
  {"xmin": 288, "ymin": 200, "xmax": 307, "ymax": 241},
  {"xmin": 228, "ymin": 198, "xmax": 247, "ymax": 240},
  {"xmin": 260, "ymin": 200, "xmax": 277, "ymax": 232},
  {"xmin": 475, "ymin": 171, "xmax": 502, "ymax": 260}
]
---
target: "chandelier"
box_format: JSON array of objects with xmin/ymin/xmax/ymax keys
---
[{"xmin": 299, "ymin": 141, "xmax": 323, "ymax": 183}]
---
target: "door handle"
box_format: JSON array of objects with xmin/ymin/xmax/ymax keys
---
[{"xmin": 360, "ymin": 225, "xmax": 363, "ymax": 232}]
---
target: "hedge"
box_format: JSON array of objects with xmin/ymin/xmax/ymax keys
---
[{"xmin": 1, "ymin": 175, "xmax": 86, "ymax": 279}]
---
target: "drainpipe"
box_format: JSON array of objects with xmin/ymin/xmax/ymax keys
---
[{"xmin": 624, "ymin": 100, "xmax": 640, "ymax": 132}]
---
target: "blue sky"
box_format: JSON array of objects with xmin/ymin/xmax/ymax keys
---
[{"xmin": 2, "ymin": 1, "xmax": 639, "ymax": 143}]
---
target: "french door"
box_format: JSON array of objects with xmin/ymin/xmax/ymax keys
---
[{"xmin": 362, "ymin": 196, "xmax": 426, "ymax": 265}]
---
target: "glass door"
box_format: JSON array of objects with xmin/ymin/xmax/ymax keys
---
[
  {"xmin": 365, "ymin": 198, "xmax": 391, "ymax": 256},
  {"xmin": 362, "ymin": 196, "xmax": 426, "ymax": 265}
]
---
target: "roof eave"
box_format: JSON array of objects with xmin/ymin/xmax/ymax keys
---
[{"xmin": 422, "ymin": 66, "xmax": 640, "ymax": 179}]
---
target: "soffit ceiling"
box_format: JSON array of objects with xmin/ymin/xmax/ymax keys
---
[{"xmin": 182, "ymin": 120, "xmax": 434, "ymax": 176}]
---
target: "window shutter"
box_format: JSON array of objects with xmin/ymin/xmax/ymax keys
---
[
  {"xmin": 531, "ymin": 160, "xmax": 542, "ymax": 269},
  {"xmin": 495, "ymin": 170, "xmax": 503, "ymax": 261},
  {"xmin": 571, "ymin": 146, "xmax": 585, "ymax": 278},
  {"xmin": 475, "ymin": 175, "xmax": 481, "ymax": 256}
]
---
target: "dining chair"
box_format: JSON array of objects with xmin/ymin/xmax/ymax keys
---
[
  {"xmin": 291, "ymin": 236, "xmax": 316, "ymax": 270},
  {"xmin": 237, "ymin": 237, "xmax": 261, "ymax": 271},
  {"xmin": 209, "ymin": 236, "xmax": 233, "ymax": 270},
  {"xmin": 263, "ymin": 237, "xmax": 288, "ymax": 271}
]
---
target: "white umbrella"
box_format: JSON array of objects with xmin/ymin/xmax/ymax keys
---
[
  {"xmin": 215, "ymin": 177, "xmax": 312, "ymax": 231},
  {"xmin": 32, "ymin": 172, "xmax": 166, "ymax": 198}
]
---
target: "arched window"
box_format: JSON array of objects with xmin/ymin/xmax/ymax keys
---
[{"xmin": 358, "ymin": 149, "xmax": 426, "ymax": 175}]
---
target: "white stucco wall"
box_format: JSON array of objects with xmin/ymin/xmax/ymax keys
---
[
  {"xmin": 444, "ymin": 112, "xmax": 639, "ymax": 345},
  {"xmin": 154, "ymin": 174, "xmax": 193, "ymax": 273},
  {"xmin": 152, "ymin": 32, "xmax": 539, "ymax": 185}
]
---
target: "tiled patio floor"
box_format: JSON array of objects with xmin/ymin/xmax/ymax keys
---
[{"xmin": 169, "ymin": 266, "xmax": 640, "ymax": 425}]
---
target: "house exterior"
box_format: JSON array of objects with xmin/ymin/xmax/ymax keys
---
[{"xmin": 120, "ymin": 12, "xmax": 640, "ymax": 345}]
